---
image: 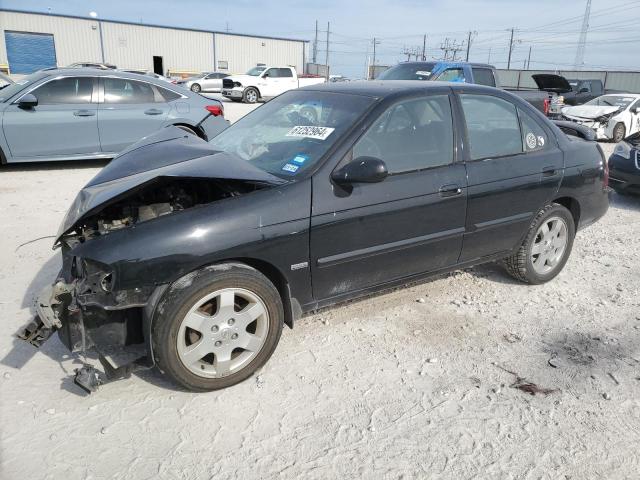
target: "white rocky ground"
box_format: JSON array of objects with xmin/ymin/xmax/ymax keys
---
[{"xmin": 1, "ymin": 103, "xmax": 639, "ymax": 479}]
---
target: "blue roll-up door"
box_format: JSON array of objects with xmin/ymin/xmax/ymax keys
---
[{"xmin": 5, "ymin": 31, "xmax": 57, "ymax": 74}]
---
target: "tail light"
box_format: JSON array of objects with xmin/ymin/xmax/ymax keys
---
[
  {"xmin": 543, "ymin": 98, "xmax": 550, "ymax": 116},
  {"xmin": 205, "ymin": 105, "xmax": 224, "ymax": 117}
]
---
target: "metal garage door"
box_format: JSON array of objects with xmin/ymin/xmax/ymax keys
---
[{"xmin": 5, "ymin": 31, "xmax": 57, "ymax": 74}]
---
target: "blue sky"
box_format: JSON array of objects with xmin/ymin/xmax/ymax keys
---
[{"xmin": 3, "ymin": 0, "xmax": 639, "ymax": 77}]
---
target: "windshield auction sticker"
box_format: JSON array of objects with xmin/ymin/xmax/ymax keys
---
[{"xmin": 286, "ymin": 126, "xmax": 335, "ymax": 140}]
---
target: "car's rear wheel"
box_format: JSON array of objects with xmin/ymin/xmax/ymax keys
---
[
  {"xmin": 612, "ymin": 123, "xmax": 626, "ymax": 143},
  {"xmin": 243, "ymin": 87, "xmax": 259, "ymax": 104},
  {"xmin": 190, "ymin": 83, "xmax": 201, "ymax": 93},
  {"xmin": 504, "ymin": 204, "xmax": 575, "ymax": 284},
  {"xmin": 152, "ymin": 264, "xmax": 284, "ymax": 391}
]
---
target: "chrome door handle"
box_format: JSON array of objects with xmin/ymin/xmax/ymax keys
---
[
  {"xmin": 144, "ymin": 108, "xmax": 163, "ymax": 115},
  {"xmin": 439, "ymin": 184, "xmax": 463, "ymax": 197},
  {"xmin": 74, "ymin": 110, "xmax": 95, "ymax": 117},
  {"xmin": 542, "ymin": 166, "xmax": 557, "ymax": 177}
]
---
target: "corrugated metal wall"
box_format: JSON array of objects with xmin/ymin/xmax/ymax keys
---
[
  {"xmin": 215, "ymin": 33, "xmax": 304, "ymax": 74},
  {"xmin": 0, "ymin": 10, "xmax": 306, "ymax": 76},
  {"xmin": 0, "ymin": 11, "xmax": 102, "ymax": 68},
  {"xmin": 497, "ymin": 69, "xmax": 640, "ymax": 94},
  {"xmin": 100, "ymin": 22, "xmax": 213, "ymax": 73}
]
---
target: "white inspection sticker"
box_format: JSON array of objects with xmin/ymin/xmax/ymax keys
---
[{"xmin": 286, "ymin": 125, "xmax": 335, "ymax": 140}]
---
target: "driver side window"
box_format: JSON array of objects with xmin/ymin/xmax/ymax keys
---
[{"xmin": 352, "ymin": 95, "xmax": 454, "ymax": 174}]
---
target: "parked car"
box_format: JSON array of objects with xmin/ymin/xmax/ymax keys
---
[
  {"xmin": 549, "ymin": 78, "xmax": 604, "ymax": 117},
  {"xmin": 0, "ymin": 68, "xmax": 227, "ymax": 164},
  {"xmin": 68, "ymin": 62, "xmax": 117, "ymax": 70},
  {"xmin": 376, "ymin": 61, "xmax": 560, "ymax": 115},
  {"xmin": 176, "ymin": 72, "xmax": 230, "ymax": 93},
  {"xmin": 561, "ymin": 93, "xmax": 640, "ymax": 142},
  {"xmin": 221, "ymin": 66, "xmax": 326, "ymax": 103},
  {"xmin": 21, "ymin": 81, "xmax": 608, "ymax": 393},
  {"xmin": 608, "ymin": 131, "xmax": 640, "ymax": 195}
]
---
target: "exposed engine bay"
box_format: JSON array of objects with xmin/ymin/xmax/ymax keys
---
[{"xmin": 66, "ymin": 177, "xmax": 268, "ymax": 242}]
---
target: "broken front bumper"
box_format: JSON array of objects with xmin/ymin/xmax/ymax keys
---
[{"xmin": 19, "ymin": 282, "xmax": 73, "ymax": 347}]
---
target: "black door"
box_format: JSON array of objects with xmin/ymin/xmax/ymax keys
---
[
  {"xmin": 153, "ymin": 56, "xmax": 163, "ymax": 75},
  {"xmin": 455, "ymin": 91, "xmax": 564, "ymax": 263},
  {"xmin": 310, "ymin": 93, "xmax": 467, "ymax": 302}
]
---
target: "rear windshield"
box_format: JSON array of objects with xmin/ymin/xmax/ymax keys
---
[
  {"xmin": 586, "ymin": 95, "xmax": 635, "ymax": 108},
  {"xmin": 0, "ymin": 72, "xmax": 46, "ymax": 102},
  {"xmin": 208, "ymin": 90, "xmax": 376, "ymax": 179},
  {"xmin": 377, "ymin": 63, "xmax": 436, "ymax": 81}
]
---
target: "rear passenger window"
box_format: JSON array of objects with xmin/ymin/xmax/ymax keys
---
[
  {"xmin": 104, "ymin": 78, "xmax": 158, "ymax": 104},
  {"xmin": 353, "ymin": 95, "xmax": 454, "ymax": 173},
  {"xmin": 437, "ymin": 68, "xmax": 465, "ymax": 83},
  {"xmin": 518, "ymin": 108, "xmax": 548, "ymax": 152},
  {"xmin": 460, "ymin": 94, "xmax": 522, "ymax": 160},
  {"xmin": 472, "ymin": 68, "xmax": 496, "ymax": 87}
]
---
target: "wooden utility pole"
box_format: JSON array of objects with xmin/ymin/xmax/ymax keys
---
[
  {"xmin": 422, "ymin": 34, "xmax": 426, "ymax": 61},
  {"xmin": 325, "ymin": 22, "xmax": 330, "ymax": 79},
  {"xmin": 526, "ymin": 46, "xmax": 532, "ymax": 69},
  {"xmin": 312, "ymin": 20, "xmax": 318, "ymax": 63},
  {"xmin": 507, "ymin": 27, "xmax": 515, "ymax": 69},
  {"xmin": 465, "ymin": 31, "xmax": 472, "ymax": 61}
]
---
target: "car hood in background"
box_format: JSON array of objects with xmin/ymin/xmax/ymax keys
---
[
  {"xmin": 56, "ymin": 126, "xmax": 285, "ymax": 242},
  {"xmin": 531, "ymin": 74, "xmax": 572, "ymax": 93},
  {"xmin": 561, "ymin": 105, "xmax": 621, "ymax": 119}
]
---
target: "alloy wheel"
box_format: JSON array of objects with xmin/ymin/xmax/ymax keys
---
[
  {"xmin": 530, "ymin": 216, "xmax": 568, "ymax": 275},
  {"xmin": 176, "ymin": 288, "xmax": 269, "ymax": 378}
]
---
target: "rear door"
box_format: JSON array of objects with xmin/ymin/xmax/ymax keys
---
[
  {"xmin": 310, "ymin": 92, "xmax": 467, "ymax": 301},
  {"xmin": 97, "ymin": 77, "xmax": 170, "ymax": 153},
  {"xmin": 2, "ymin": 75, "xmax": 100, "ymax": 159},
  {"xmin": 456, "ymin": 91, "xmax": 563, "ymax": 262}
]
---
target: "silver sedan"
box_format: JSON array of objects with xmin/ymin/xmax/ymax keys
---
[{"xmin": 177, "ymin": 72, "xmax": 229, "ymax": 93}]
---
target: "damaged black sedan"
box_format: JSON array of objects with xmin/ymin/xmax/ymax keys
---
[{"xmin": 22, "ymin": 82, "xmax": 609, "ymax": 393}]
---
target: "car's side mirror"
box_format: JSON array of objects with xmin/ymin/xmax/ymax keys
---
[
  {"xmin": 633, "ymin": 107, "xmax": 640, "ymax": 114},
  {"xmin": 331, "ymin": 156, "xmax": 388, "ymax": 185},
  {"xmin": 17, "ymin": 93, "xmax": 38, "ymax": 109},
  {"xmin": 262, "ymin": 72, "xmax": 269, "ymax": 78},
  {"xmin": 578, "ymin": 87, "xmax": 589, "ymax": 94}
]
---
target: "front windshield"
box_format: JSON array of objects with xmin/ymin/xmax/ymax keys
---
[
  {"xmin": 0, "ymin": 72, "xmax": 45, "ymax": 101},
  {"xmin": 209, "ymin": 90, "xmax": 376, "ymax": 179},
  {"xmin": 587, "ymin": 95, "xmax": 635, "ymax": 108},
  {"xmin": 377, "ymin": 63, "xmax": 436, "ymax": 80},
  {"xmin": 246, "ymin": 66, "xmax": 266, "ymax": 76}
]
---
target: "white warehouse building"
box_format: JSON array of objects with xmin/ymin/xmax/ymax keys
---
[{"xmin": 0, "ymin": 9, "xmax": 308, "ymax": 77}]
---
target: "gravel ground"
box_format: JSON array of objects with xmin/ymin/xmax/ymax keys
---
[{"xmin": 1, "ymin": 104, "xmax": 639, "ymax": 479}]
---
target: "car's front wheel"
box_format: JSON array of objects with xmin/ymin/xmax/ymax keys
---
[
  {"xmin": 504, "ymin": 204, "xmax": 575, "ymax": 284},
  {"xmin": 243, "ymin": 87, "xmax": 259, "ymax": 104},
  {"xmin": 190, "ymin": 83, "xmax": 202, "ymax": 93},
  {"xmin": 612, "ymin": 123, "xmax": 626, "ymax": 143},
  {"xmin": 152, "ymin": 264, "xmax": 284, "ymax": 391}
]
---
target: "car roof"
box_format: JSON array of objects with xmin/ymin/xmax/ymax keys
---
[
  {"xmin": 598, "ymin": 93, "xmax": 640, "ymax": 98},
  {"xmin": 299, "ymin": 80, "xmax": 496, "ymax": 97},
  {"xmin": 41, "ymin": 68, "xmax": 174, "ymax": 83},
  {"xmin": 394, "ymin": 61, "xmax": 494, "ymax": 68}
]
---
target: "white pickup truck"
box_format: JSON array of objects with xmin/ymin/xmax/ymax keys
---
[{"xmin": 221, "ymin": 66, "xmax": 326, "ymax": 103}]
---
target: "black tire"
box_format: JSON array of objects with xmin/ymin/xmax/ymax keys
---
[
  {"xmin": 243, "ymin": 87, "xmax": 259, "ymax": 104},
  {"xmin": 504, "ymin": 204, "xmax": 575, "ymax": 285},
  {"xmin": 152, "ymin": 263, "xmax": 284, "ymax": 391},
  {"xmin": 190, "ymin": 83, "xmax": 201, "ymax": 93},
  {"xmin": 612, "ymin": 123, "xmax": 626, "ymax": 143}
]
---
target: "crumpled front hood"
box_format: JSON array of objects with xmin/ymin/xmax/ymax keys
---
[
  {"xmin": 561, "ymin": 105, "xmax": 620, "ymax": 120},
  {"xmin": 56, "ymin": 126, "xmax": 285, "ymax": 243},
  {"xmin": 225, "ymin": 74, "xmax": 256, "ymax": 85}
]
